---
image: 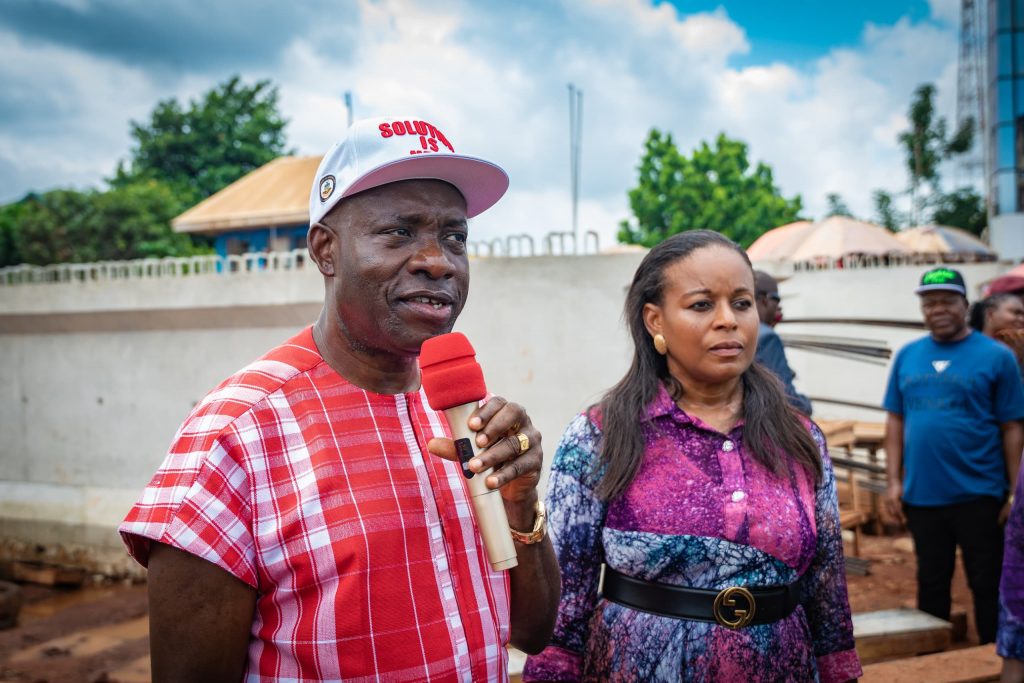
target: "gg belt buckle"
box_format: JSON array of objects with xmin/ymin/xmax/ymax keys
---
[{"xmin": 712, "ymin": 586, "xmax": 756, "ymax": 629}]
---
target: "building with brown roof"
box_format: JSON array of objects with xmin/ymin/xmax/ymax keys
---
[{"xmin": 172, "ymin": 155, "xmax": 320, "ymax": 257}]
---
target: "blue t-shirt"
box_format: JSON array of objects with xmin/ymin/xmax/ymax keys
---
[{"xmin": 883, "ymin": 331, "xmax": 1024, "ymax": 506}]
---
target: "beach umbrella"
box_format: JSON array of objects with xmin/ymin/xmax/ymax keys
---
[
  {"xmin": 747, "ymin": 221, "xmax": 816, "ymax": 261},
  {"xmin": 984, "ymin": 262, "xmax": 1024, "ymax": 295},
  {"xmin": 894, "ymin": 224, "xmax": 996, "ymax": 260},
  {"xmin": 789, "ymin": 216, "xmax": 910, "ymax": 262}
]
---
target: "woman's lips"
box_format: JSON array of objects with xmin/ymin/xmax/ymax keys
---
[{"xmin": 709, "ymin": 342, "xmax": 743, "ymax": 358}]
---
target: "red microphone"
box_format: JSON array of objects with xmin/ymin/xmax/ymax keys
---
[{"xmin": 420, "ymin": 333, "xmax": 518, "ymax": 571}]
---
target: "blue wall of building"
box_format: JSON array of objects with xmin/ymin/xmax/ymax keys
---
[{"xmin": 213, "ymin": 224, "xmax": 309, "ymax": 258}]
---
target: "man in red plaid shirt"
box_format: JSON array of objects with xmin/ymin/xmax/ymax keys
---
[{"xmin": 120, "ymin": 116, "xmax": 561, "ymax": 682}]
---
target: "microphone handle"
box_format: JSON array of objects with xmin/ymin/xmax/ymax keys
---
[{"xmin": 443, "ymin": 403, "xmax": 519, "ymax": 571}]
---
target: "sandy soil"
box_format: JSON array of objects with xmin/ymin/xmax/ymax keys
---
[{"xmin": 0, "ymin": 532, "xmax": 980, "ymax": 682}]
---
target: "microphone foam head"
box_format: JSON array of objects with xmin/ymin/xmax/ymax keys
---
[{"xmin": 419, "ymin": 332, "xmax": 487, "ymax": 410}]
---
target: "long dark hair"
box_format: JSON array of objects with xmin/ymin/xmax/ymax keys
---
[
  {"xmin": 969, "ymin": 293, "xmax": 1014, "ymax": 332},
  {"xmin": 593, "ymin": 230, "xmax": 823, "ymax": 501}
]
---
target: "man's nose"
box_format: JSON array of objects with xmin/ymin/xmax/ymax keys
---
[{"xmin": 408, "ymin": 237, "xmax": 455, "ymax": 279}]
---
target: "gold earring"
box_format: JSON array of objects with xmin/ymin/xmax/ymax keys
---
[{"xmin": 653, "ymin": 334, "xmax": 667, "ymax": 355}]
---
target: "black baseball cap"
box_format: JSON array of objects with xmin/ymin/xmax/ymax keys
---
[{"xmin": 914, "ymin": 267, "xmax": 967, "ymax": 296}]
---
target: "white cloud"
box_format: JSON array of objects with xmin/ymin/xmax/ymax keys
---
[
  {"xmin": 928, "ymin": 0, "xmax": 960, "ymax": 26},
  {"xmin": 0, "ymin": 28, "xmax": 159, "ymax": 195},
  {"xmin": 0, "ymin": 0, "xmax": 962, "ymax": 249}
]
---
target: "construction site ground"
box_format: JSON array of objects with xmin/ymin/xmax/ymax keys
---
[{"xmin": 0, "ymin": 532, "xmax": 982, "ymax": 683}]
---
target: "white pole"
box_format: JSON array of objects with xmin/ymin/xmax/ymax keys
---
[
  {"xmin": 344, "ymin": 91, "xmax": 354, "ymax": 128},
  {"xmin": 568, "ymin": 84, "xmax": 583, "ymax": 247}
]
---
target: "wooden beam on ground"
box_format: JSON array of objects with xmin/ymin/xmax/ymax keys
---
[
  {"xmin": 859, "ymin": 643, "xmax": 1000, "ymax": 683},
  {"xmin": 10, "ymin": 561, "xmax": 85, "ymax": 587},
  {"xmin": 845, "ymin": 556, "xmax": 871, "ymax": 576},
  {"xmin": 854, "ymin": 608, "xmax": 953, "ymax": 663}
]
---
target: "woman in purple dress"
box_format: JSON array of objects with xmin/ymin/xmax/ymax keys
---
[
  {"xmin": 1000, "ymin": 468, "xmax": 1024, "ymax": 682},
  {"xmin": 523, "ymin": 231, "xmax": 861, "ymax": 682}
]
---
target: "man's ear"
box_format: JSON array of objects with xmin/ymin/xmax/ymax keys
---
[
  {"xmin": 307, "ymin": 223, "xmax": 336, "ymax": 277},
  {"xmin": 642, "ymin": 302, "xmax": 662, "ymax": 338}
]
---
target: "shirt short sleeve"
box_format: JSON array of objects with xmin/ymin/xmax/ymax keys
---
[
  {"xmin": 882, "ymin": 347, "xmax": 905, "ymax": 415},
  {"xmin": 119, "ymin": 430, "xmax": 258, "ymax": 587}
]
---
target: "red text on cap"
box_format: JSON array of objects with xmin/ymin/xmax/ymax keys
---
[{"xmin": 378, "ymin": 120, "xmax": 455, "ymax": 155}]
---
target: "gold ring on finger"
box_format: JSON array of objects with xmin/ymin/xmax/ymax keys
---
[{"xmin": 515, "ymin": 432, "xmax": 529, "ymax": 455}]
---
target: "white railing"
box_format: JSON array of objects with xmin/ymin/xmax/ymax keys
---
[
  {"xmin": 0, "ymin": 249, "xmax": 309, "ymax": 286},
  {"xmin": 0, "ymin": 230, "xmax": 606, "ymax": 287},
  {"xmin": 467, "ymin": 230, "xmax": 600, "ymax": 258}
]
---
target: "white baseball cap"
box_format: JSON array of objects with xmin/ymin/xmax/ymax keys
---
[{"xmin": 309, "ymin": 116, "xmax": 509, "ymax": 225}]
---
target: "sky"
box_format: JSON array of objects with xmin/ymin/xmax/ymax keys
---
[{"xmin": 0, "ymin": 0, "xmax": 967, "ymax": 249}]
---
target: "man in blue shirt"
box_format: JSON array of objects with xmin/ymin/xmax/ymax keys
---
[
  {"xmin": 883, "ymin": 266, "xmax": 1024, "ymax": 643},
  {"xmin": 754, "ymin": 271, "xmax": 812, "ymax": 416}
]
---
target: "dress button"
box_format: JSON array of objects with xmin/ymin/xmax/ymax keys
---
[
  {"xmin": 731, "ymin": 490, "xmax": 745, "ymax": 502},
  {"xmin": 722, "ymin": 440, "xmax": 734, "ymax": 452}
]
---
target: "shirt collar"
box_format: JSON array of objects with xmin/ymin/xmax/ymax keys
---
[
  {"xmin": 643, "ymin": 382, "xmax": 681, "ymax": 421},
  {"xmin": 643, "ymin": 381, "xmax": 745, "ymax": 433}
]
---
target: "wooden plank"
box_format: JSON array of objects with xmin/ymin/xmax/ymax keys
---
[
  {"xmin": 831, "ymin": 454, "xmax": 886, "ymax": 475},
  {"xmin": 817, "ymin": 419, "xmax": 856, "ymax": 447},
  {"xmin": 858, "ymin": 628, "xmax": 951, "ymax": 663},
  {"xmin": 10, "ymin": 561, "xmax": 85, "ymax": 588},
  {"xmin": 854, "ymin": 608, "xmax": 953, "ymax": 663},
  {"xmin": 860, "ymin": 643, "xmax": 1000, "ymax": 683},
  {"xmin": 853, "ymin": 421, "xmax": 886, "ymax": 444},
  {"xmin": 845, "ymin": 556, "xmax": 871, "ymax": 576}
]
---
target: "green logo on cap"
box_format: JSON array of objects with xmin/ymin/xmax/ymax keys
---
[{"xmin": 922, "ymin": 268, "xmax": 958, "ymax": 285}]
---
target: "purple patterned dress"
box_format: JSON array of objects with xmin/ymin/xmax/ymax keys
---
[
  {"xmin": 998, "ymin": 466, "xmax": 1024, "ymax": 660},
  {"xmin": 523, "ymin": 386, "xmax": 862, "ymax": 682}
]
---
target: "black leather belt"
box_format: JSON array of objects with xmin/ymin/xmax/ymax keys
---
[{"xmin": 600, "ymin": 565, "xmax": 799, "ymax": 629}]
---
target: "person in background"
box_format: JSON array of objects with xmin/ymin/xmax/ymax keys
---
[
  {"xmin": 754, "ymin": 270, "xmax": 813, "ymax": 416},
  {"xmin": 990, "ymin": 293, "xmax": 1024, "ymax": 680},
  {"xmin": 119, "ymin": 116, "xmax": 560, "ymax": 682},
  {"xmin": 970, "ymin": 292, "xmax": 1024, "ymax": 371},
  {"xmin": 999, "ymin": 468, "xmax": 1024, "ymax": 682},
  {"xmin": 523, "ymin": 230, "xmax": 861, "ymax": 682},
  {"xmin": 883, "ymin": 267, "xmax": 1024, "ymax": 645}
]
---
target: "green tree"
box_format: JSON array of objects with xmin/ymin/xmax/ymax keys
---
[
  {"xmin": 825, "ymin": 193, "xmax": 853, "ymax": 218},
  {"xmin": 14, "ymin": 190, "xmax": 96, "ymax": 265},
  {"xmin": 931, "ymin": 187, "xmax": 987, "ymax": 237},
  {"xmin": 873, "ymin": 190, "xmax": 903, "ymax": 231},
  {"xmin": 619, "ymin": 130, "xmax": 803, "ymax": 248},
  {"xmin": 0, "ymin": 200, "xmax": 27, "ymax": 267},
  {"xmin": 12, "ymin": 182, "xmax": 208, "ymax": 265},
  {"xmin": 898, "ymin": 83, "xmax": 973, "ymax": 224},
  {"xmin": 0, "ymin": 75, "xmax": 288, "ymax": 267},
  {"xmin": 112, "ymin": 75, "xmax": 290, "ymax": 205}
]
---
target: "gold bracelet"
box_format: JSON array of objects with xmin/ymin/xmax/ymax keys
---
[{"xmin": 510, "ymin": 500, "xmax": 547, "ymax": 545}]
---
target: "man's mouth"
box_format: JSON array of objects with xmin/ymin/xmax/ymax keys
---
[
  {"xmin": 397, "ymin": 291, "xmax": 456, "ymax": 324},
  {"xmin": 406, "ymin": 295, "xmax": 449, "ymax": 310}
]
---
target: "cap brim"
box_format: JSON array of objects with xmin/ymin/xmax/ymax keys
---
[
  {"xmin": 342, "ymin": 154, "xmax": 509, "ymax": 218},
  {"xmin": 915, "ymin": 284, "xmax": 967, "ymax": 295}
]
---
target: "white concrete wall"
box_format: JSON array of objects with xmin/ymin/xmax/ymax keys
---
[
  {"xmin": 0, "ymin": 254, "xmax": 643, "ymax": 570},
  {"xmin": 0, "ymin": 254, "xmax": 1015, "ymax": 572}
]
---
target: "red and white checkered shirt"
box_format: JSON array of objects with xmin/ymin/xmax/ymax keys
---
[{"xmin": 120, "ymin": 327, "xmax": 511, "ymax": 682}]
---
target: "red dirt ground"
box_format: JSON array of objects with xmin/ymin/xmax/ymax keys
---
[{"xmin": 0, "ymin": 532, "xmax": 980, "ymax": 682}]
